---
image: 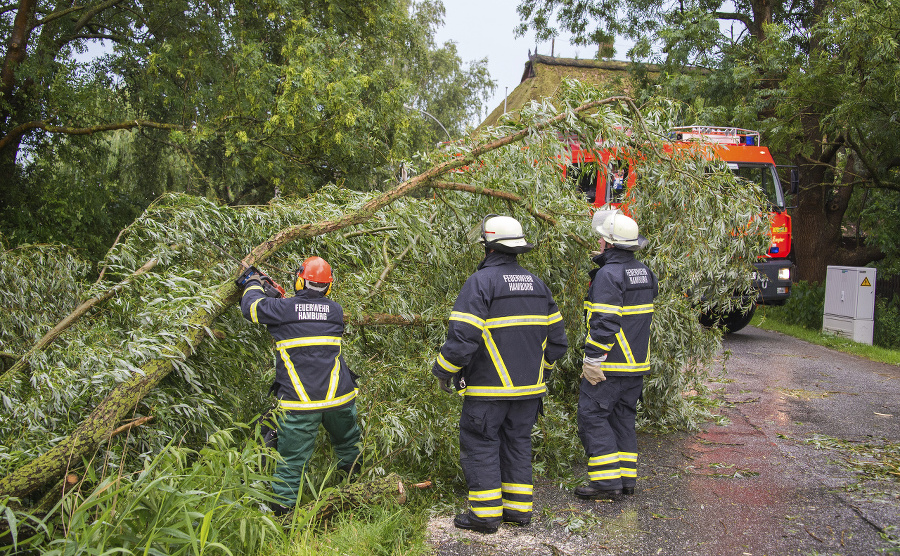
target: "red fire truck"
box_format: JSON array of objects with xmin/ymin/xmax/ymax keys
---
[{"xmin": 566, "ymin": 126, "xmax": 797, "ymax": 332}]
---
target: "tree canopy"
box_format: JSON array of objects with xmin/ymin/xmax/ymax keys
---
[
  {"xmin": 518, "ymin": 0, "xmax": 900, "ymax": 282},
  {"xmin": 0, "ymin": 0, "xmax": 493, "ymax": 260}
]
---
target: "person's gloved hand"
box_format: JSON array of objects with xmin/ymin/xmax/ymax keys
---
[
  {"xmin": 246, "ymin": 272, "xmax": 263, "ymax": 284},
  {"xmin": 438, "ymin": 376, "xmax": 454, "ymax": 394},
  {"xmin": 581, "ymin": 354, "xmax": 608, "ymax": 385}
]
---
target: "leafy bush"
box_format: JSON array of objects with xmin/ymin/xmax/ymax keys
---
[
  {"xmin": 761, "ymin": 281, "xmax": 826, "ymax": 330},
  {"xmin": 874, "ymin": 296, "xmax": 900, "ymax": 349}
]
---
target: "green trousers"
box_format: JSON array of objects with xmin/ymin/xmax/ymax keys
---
[{"xmin": 273, "ymin": 403, "xmax": 361, "ymax": 506}]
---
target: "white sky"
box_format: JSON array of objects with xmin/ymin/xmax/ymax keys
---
[{"xmin": 433, "ymin": 0, "xmax": 626, "ymax": 125}]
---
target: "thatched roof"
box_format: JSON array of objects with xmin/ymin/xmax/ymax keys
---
[{"xmin": 477, "ymin": 55, "xmax": 658, "ymax": 131}]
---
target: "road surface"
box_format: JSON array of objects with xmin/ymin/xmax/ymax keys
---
[{"xmin": 427, "ymin": 326, "xmax": 900, "ymax": 555}]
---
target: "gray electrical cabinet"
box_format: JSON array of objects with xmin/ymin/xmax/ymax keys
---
[{"xmin": 822, "ymin": 266, "xmax": 876, "ymax": 344}]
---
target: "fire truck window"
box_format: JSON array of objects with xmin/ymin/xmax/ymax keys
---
[
  {"xmin": 731, "ymin": 164, "xmax": 784, "ymax": 208},
  {"xmin": 569, "ymin": 163, "xmax": 598, "ymax": 203},
  {"xmin": 607, "ymin": 161, "xmax": 630, "ymax": 204}
]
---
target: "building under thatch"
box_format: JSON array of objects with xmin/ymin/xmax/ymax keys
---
[{"xmin": 477, "ymin": 54, "xmax": 659, "ymax": 131}]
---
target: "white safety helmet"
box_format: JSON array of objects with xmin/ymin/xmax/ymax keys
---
[
  {"xmin": 477, "ymin": 214, "xmax": 534, "ymax": 254},
  {"xmin": 591, "ymin": 209, "xmax": 648, "ymax": 251}
]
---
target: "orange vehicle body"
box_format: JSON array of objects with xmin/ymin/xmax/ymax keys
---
[{"xmin": 563, "ymin": 126, "xmax": 793, "ymax": 314}]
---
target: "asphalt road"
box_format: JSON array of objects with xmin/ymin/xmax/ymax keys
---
[{"xmin": 427, "ymin": 326, "xmax": 900, "ymax": 555}]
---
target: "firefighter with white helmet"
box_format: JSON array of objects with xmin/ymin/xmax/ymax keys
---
[
  {"xmin": 576, "ymin": 209, "xmax": 657, "ymax": 500},
  {"xmin": 239, "ymin": 256, "xmax": 361, "ymax": 517},
  {"xmin": 432, "ymin": 214, "xmax": 569, "ymax": 533}
]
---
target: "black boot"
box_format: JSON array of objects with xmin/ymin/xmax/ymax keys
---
[
  {"xmin": 453, "ymin": 513, "xmax": 499, "ymax": 534},
  {"xmin": 339, "ymin": 461, "xmax": 360, "ymax": 479},
  {"xmin": 574, "ymin": 483, "xmax": 623, "ymax": 500},
  {"xmin": 502, "ymin": 512, "xmax": 531, "ymax": 526}
]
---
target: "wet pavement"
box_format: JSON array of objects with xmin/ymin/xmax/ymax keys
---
[{"xmin": 427, "ymin": 326, "xmax": 900, "ymax": 555}]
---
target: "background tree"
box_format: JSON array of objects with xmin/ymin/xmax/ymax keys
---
[
  {"xmin": 517, "ymin": 0, "xmax": 900, "ymax": 282},
  {"xmin": 0, "ymin": 0, "xmax": 493, "ymax": 261}
]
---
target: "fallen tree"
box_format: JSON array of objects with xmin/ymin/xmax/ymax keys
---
[{"xmin": 0, "ymin": 86, "xmax": 769, "ymax": 505}]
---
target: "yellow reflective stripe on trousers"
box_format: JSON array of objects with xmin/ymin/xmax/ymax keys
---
[
  {"xmin": 485, "ymin": 314, "xmax": 551, "ymax": 328},
  {"xmin": 436, "ymin": 352, "xmax": 461, "ymax": 373},
  {"xmin": 449, "ymin": 311, "xmax": 485, "ymax": 330},
  {"xmin": 589, "ymin": 468, "xmax": 622, "ymax": 480},
  {"xmin": 468, "ymin": 488, "xmax": 501, "ymax": 501},
  {"xmin": 501, "ymin": 483, "xmax": 533, "ymax": 495},
  {"xmin": 279, "ymin": 389, "xmax": 357, "ymax": 411},
  {"xmin": 616, "ymin": 329, "xmax": 636, "ymax": 365},
  {"xmin": 464, "ymin": 383, "xmax": 547, "ymax": 397},
  {"xmin": 589, "ymin": 453, "xmax": 620, "ymax": 466},
  {"xmin": 249, "ymin": 297, "xmax": 264, "ymax": 323},
  {"xmin": 620, "ymin": 468, "xmax": 638, "ymax": 478},
  {"xmin": 481, "ymin": 328, "xmax": 513, "ymax": 387},
  {"xmin": 619, "ymin": 452, "xmax": 637, "ymax": 462},
  {"xmin": 276, "ymin": 336, "xmax": 342, "ymax": 350},
  {"xmin": 502, "ymin": 500, "xmax": 532, "ymax": 512},
  {"xmin": 279, "ymin": 349, "xmax": 310, "ymax": 402},
  {"xmin": 470, "ymin": 506, "xmax": 503, "ymax": 518},
  {"xmin": 621, "ymin": 303, "xmax": 654, "ymax": 315}
]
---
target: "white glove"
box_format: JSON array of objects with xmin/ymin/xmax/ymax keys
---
[{"xmin": 581, "ymin": 355, "xmax": 608, "ymax": 385}]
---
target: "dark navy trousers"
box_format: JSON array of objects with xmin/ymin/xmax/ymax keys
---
[
  {"xmin": 459, "ymin": 397, "xmax": 541, "ymax": 527},
  {"xmin": 577, "ymin": 376, "xmax": 643, "ymax": 490}
]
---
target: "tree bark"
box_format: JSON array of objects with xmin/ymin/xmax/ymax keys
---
[{"xmin": 0, "ymin": 97, "xmax": 623, "ymax": 500}]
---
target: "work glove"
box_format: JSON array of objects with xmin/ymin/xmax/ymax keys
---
[
  {"xmin": 246, "ymin": 272, "xmax": 263, "ymax": 285},
  {"xmin": 438, "ymin": 376, "xmax": 454, "ymax": 394},
  {"xmin": 581, "ymin": 354, "xmax": 607, "ymax": 385}
]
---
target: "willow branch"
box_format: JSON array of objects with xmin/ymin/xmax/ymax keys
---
[
  {"xmin": 0, "ymin": 259, "xmax": 158, "ymax": 390},
  {"xmin": 105, "ymin": 416, "xmax": 153, "ymax": 441},
  {"xmin": 343, "ymin": 226, "xmax": 398, "ymax": 239},
  {"xmin": 430, "ymin": 181, "xmax": 594, "ymax": 250}
]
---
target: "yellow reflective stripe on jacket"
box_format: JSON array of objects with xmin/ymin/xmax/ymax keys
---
[
  {"xmin": 501, "ymin": 483, "xmax": 534, "ymax": 495},
  {"xmin": 278, "ymin": 389, "xmax": 357, "ymax": 411},
  {"xmin": 436, "ymin": 352, "xmax": 462, "ymax": 374},
  {"xmin": 482, "ymin": 328, "xmax": 514, "ymax": 387},
  {"xmin": 449, "ymin": 311, "xmax": 485, "ymax": 330},
  {"xmin": 586, "ymin": 336, "xmax": 614, "ymax": 351},
  {"xmin": 468, "ymin": 489, "xmax": 501, "ymax": 501},
  {"xmin": 485, "ymin": 314, "xmax": 552, "ymax": 328},
  {"xmin": 548, "ymin": 311, "xmax": 563, "ymax": 325},
  {"xmin": 325, "ymin": 356, "xmax": 341, "ymax": 399},
  {"xmin": 621, "ymin": 303, "xmax": 654, "ymax": 315},
  {"xmin": 464, "ymin": 383, "xmax": 547, "ymax": 397},
  {"xmin": 584, "ymin": 300, "xmax": 623, "ymax": 315},
  {"xmin": 276, "ymin": 336, "xmax": 342, "ymax": 350},
  {"xmin": 601, "ymin": 361, "xmax": 651, "ymax": 372},
  {"xmin": 616, "ymin": 329, "xmax": 636, "ymax": 365},
  {"xmin": 243, "ymin": 285, "xmax": 265, "ymax": 297},
  {"xmin": 249, "ymin": 298, "xmax": 264, "ymax": 323},
  {"xmin": 280, "ymin": 349, "xmax": 310, "ymax": 402}
]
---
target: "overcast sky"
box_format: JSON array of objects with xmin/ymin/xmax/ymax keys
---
[
  {"xmin": 432, "ymin": 1, "xmax": 634, "ymax": 125},
  {"xmin": 432, "ymin": 0, "xmax": 594, "ymax": 124}
]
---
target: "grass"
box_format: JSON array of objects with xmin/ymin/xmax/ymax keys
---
[{"xmin": 751, "ymin": 310, "xmax": 900, "ymax": 366}]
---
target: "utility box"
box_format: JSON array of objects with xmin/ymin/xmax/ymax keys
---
[{"xmin": 823, "ymin": 266, "xmax": 876, "ymax": 344}]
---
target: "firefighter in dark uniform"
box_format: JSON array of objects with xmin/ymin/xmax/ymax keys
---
[
  {"xmin": 576, "ymin": 210, "xmax": 657, "ymax": 500},
  {"xmin": 432, "ymin": 215, "xmax": 569, "ymax": 534},
  {"xmin": 239, "ymin": 256, "xmax": 361, "ymax": 515}
]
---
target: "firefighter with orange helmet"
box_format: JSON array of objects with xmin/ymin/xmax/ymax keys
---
[
  {"xmin": 239, "ymin": 256, "xmax": 361, "ymax": 516},
  {"xmin": 432, "ymin": 215, "xmax": 568, "ymax": 533},
  {"xmin": 576, "ymin": 210, "xmax": 657, "ymax": 500}
]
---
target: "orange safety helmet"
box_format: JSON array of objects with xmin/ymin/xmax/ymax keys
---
[{"xmin": 295, "ymin": 256, "xmax": 334, "ymax": 295}]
